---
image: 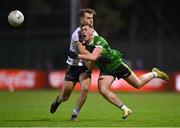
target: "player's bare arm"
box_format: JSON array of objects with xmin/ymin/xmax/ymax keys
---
[
  {"xmin": 76, "ymin": 42, "xmax": 95, "ymax": 70},
  {"xmin": 76, "ymin": 42, "xmax": 90, "ymax": 54},
  {"xmin": 78, "ymin": 47, "xmax": 102, "ymax": 61}
]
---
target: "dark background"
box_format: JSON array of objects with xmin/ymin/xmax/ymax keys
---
[{"xmin": 0, "ymin": 0, "xmax": 179, "ymax": 72}]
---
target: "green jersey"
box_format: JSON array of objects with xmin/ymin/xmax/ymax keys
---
[{"xmin": 85, "ymin": 36, "xmax": 123, "ymax": 73}]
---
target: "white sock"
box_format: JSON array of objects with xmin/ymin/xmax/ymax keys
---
[
  {"xmin": 152, "ymin": 72, "xmax": 158, "ymax": 78},
  {"xmin": 57, "ymin": 97, "xmax": 61, "ymax": 103},
  {"xmin": 72, "ymin": 108, "xmax": 79, "ymax": 115},
  {"xmin": 120, "ymin": 104, "xmax": 128, "ymax": 111}
]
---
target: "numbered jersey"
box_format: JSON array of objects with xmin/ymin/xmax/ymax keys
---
[{"xmin": 66, "ymin": 27, "xmax": 98, "ymax": 66}]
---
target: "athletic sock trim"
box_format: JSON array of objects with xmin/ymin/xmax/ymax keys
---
[
  {"xmin": 152, "ymin": 72, "xmax": 157, "ymax": 78},
  {"xmin": 73, "ymin": 108, "xmax": 79, "ymax": 115},
  {"xmin": 120, "ymin": 104, "xmax": 128, "ymax": 111}
]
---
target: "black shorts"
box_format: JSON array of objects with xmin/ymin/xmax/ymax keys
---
[
  {"xmin": 65, "ymin": 65, "xmax": 91, "ymax": 82},
  {"xmin": 100, "ymin": 62, "xmax": 132, "ymax": 79}
]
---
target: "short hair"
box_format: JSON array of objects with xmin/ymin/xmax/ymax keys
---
[
  {"xmin": 80, "ymin": 24, "xmax": 93, "ymax": 29},
  {"xmin": 79, "ymin": 8, "xmax": 96, "ymax": 18}
]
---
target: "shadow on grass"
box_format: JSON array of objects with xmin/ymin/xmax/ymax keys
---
[
  {"xmin": 3, "ymin": 118, "xmax": 55, "ymax": 122},
  {"xmin": 1, "ymin": 117, "xmax": 131, "ymax": 127}
]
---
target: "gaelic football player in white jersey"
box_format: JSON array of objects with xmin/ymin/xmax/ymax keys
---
[{"xmin": 50, "ymin": 8, "xmax": 98, "ymax": 121}]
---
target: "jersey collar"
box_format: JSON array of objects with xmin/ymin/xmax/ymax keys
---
[{"xmin": 87, "ymin": 36, "xmax": 94, "ymax": 45}]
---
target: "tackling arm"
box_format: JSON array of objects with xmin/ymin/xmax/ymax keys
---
[
  {"xmin": 76, "ymin": 42, "xmax": 90, "ymax": 54},
  {"xmin": 78, "ymin": 47, "xmax": 102, "ymax": 61}
]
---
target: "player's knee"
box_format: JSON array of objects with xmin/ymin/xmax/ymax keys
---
[
  {"xmin": 133, "ymin": 82, "xmax": 142, "ymax": 89},
  {"xmin": 134, "ymin": 85, "xmax": 140, "ymax": 89}
]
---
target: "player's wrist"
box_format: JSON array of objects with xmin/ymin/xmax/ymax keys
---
[{"xmin": 68, "ymin": 51, "xmax": 78, "ymax": 59}]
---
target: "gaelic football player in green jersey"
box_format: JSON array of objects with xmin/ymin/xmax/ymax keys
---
[{"xmin": 68, "ymin": 24, "xmax": 169, "ymax": 119}]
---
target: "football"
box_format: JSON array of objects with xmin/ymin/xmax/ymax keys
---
[{"xmin": 8, "ymin": 10, "xmax": 24, "ymax": 27}]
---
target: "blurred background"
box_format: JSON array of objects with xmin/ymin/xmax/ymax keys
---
[
  {"xmin": 1, "ymin": 2, "xmax": 180, "ymax": 126},
  {"xmin": 0, "ymin": 0, "xmax": 180, "ymax": 91}
]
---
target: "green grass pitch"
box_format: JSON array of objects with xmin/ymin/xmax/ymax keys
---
[{"xmin": 0, "ymin": 90, "xmax": 180, "ymax": 127}]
